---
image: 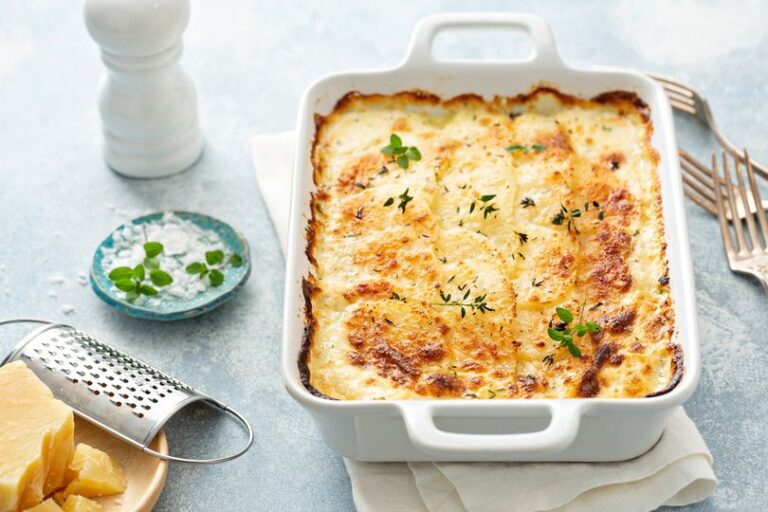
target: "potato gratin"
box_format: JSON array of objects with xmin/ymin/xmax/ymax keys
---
[{"xmin": 301, "ymin": 88, "xmax": 681, "ymax": 400}]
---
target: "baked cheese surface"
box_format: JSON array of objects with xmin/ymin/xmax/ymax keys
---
[{"xmin": 303, "ymin": 89, "xmax": 679, "ymax": 400}]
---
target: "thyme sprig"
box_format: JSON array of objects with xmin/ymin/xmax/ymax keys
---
[
  {"xmin": 381, "ymin": 133, "xmax": 421, "ymax": 169},
  {"xmin": 552, "ymin": 203, "xmax": 582, "ymax": 233},
  {"xmin": 390, "ymin": 292, "xmax": 407, "ymax": 302},
  {"xmin": 469, "ymin": 194, "xmax": 499, "ymax": 219},
  {"xmin": 384, "ymin": 188, "xmax": 414, "ymax": 213},
  {"xmin": 546, "ymin": 305, "xmax": 601, "ymax": 358},
  {"xmin": 520, "ymin": 196, "xmax": 536, "ymax": 208},
  {"xmin": 432, "ymin": 289, "xmax": 495, "ymax": 318},
  {"xmin": 506, "ymin": 144, "xmax": 546, "ymax": 154},
  {"xmin": 584, "ymin": 200, "xmax": 605, "ymax": 221}
]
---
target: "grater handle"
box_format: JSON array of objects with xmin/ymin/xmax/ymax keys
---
[
  {"xmin": 1, "ymin": 318, "xmax": 255, "ymax": 465},
  {"xmin": 0, "ymin": 318, "xmax": 53, "ymax": 365},
  {"xmin": 141, "ymin": 399, "xmax": 254, "ymax": 464}
]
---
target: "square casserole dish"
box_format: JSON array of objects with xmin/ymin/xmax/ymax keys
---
[{"xmin": 282, "ymin": 13, "xmax": 700, "ymax": 462}]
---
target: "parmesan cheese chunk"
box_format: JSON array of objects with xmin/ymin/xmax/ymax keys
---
[
  {"xmin": 0, "ymin": 362, "xmax": 74, "ymax": 512},
  {"xmin": 59, "ymin": 445, "xmax": 125, "ymax": 501},
  {"xmin": 61, "ymin": 496, "xmax": 101, "ymax": 512},
  {"xmin": 22, "ymin": 499, "xmax": 61, "ymax": 512}
]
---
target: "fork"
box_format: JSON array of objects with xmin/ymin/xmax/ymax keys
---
[
  {"xmin": 649, "ymin": 72, "xmax": 768, "ymax": 219},
  {"xmin": 710, "ymin": 150, "xmax": 768, "ymax": 291},
  {"xmin": 679, "ymin": 148, "xmax": 768, "ymax": 220},
  {"xmin": 649, "ymin": 72, "xmax": 768, "ymax": 179}
]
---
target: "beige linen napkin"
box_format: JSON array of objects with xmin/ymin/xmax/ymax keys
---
[{"xmin": 251, "ymin": 132, "xmax": 716, "ymax": 512}]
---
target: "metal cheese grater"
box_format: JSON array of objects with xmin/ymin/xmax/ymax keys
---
[{"xmin": 1, "ymin": 320, "xmax": 253, "ymax": 464}]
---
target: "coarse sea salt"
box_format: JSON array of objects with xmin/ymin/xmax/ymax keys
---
[{"xmin": 100, "ymin": 212, "xmax": 226, "ymax": 305}]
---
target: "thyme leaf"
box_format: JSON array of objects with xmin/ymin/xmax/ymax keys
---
[
  {"xmin": 506, "ymin": 144, "xmax": 547, "ymax": 154},
  {"xmin": 432, "ymin": 288, "xmax": 495, "ymax": 317}
]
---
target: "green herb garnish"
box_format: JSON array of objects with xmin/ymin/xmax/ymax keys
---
[
  {"xmin": 468, "ymin": 194, "xmax": 499, "ymax": 219},
  {"xmin": 432, "ymin": 289, "xmax": 495, "ymax": 318},
  {"xmin": 506, "ymin": 144, "xmax": 546, "ymax": 154},
  {"xmin": 381, "ymin": 133, "xmax": 421, "ymax": 169},
  {"xmin": 584, "ymin": 200, "xmax": 605, "ymax": 221},
  {"xmin": 108, "ymin": 241, "xmax": 173, "ymax": 301},
  {"xmin": 149, "ymin": 268, "xmax": 173, "ymax": 286},
  {"xmin": 390, "ymin": 292, "xmax": 407, "ymax": 302},
  {"xmin": 185, "ymin": 250, "xmax": 243, "ymax": 287},
  {"xmin": 520, "ymin": 196, "xmax": 536, "ymax": 208},
  {"xmin": 552, "ymin": 203, "xmax": 582, "ymax": 233},
  {"xmin": 383, "ymin": 188, "xmax": 414, "ymax": 214},
  {"xmin": 546, "ymin": 305, "xmax": 601, "ymax": 358}
]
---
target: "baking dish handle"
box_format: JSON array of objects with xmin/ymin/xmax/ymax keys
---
[
  {"xmin": 402, "ymin": 13, "xmax": 562, "ymax": 68},
  {"xmin": 401, "ymin": 401, "xmax": 582, "ymax": 457}
]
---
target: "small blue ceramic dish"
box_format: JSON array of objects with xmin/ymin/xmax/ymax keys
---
[{"xmin": 91, "ymin": 211, "xmax": 251, "ymax": 321}]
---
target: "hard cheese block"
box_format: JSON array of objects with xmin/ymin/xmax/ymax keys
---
[
  {"xmin": 22, "ymin": 499, "xmax": 61, "ymax": 512},
  {"xmin": 0, "ymin": 361, "xmax": 74, "ymax": 512},
  {"xmin": 61, "ymin": 496, "xmax": 102, "ymax": 512},
  {"xmin": 59, "ymin": 445, "xmax": 125, "ymax": 501}
]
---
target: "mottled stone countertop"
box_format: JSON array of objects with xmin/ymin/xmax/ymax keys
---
[{"xmin": 1, "ymin": 1, "xmax": 766, "ymax": 510}]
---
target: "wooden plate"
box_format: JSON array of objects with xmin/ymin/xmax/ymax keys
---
[{"xmin": 73, "ymin": 418, "xmax": 168, "ymax": 512}]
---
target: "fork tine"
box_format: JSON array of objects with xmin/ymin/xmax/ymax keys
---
[
  {"xmin": 733, "ymin": 155, "xmax": 761, "ymax": 252},
  {"xmin": 722, "ymin": 152, "xmax": 749, "ymax": 254},
  {"xmin": 680, "ymin": 149, "xmax": 716, "ymax": 181},
  {"xmin": 744, "ymin": 148, "xmax": 768, "ymax": 248},
  {"xmin": 683, "ymin": 181, "xmax": 717, "ymax": 214},
  {"xmin": 669, "ymin": 100, "xmax": 697, "ymax": 114},
  {"xmin": 653, "ymin": 75, "xmax": 696, "ymax": 97},
  {"xmin": 653, "ymin": 75, "xmax": 693, "ymax": 98},
  {"xmin": 682, "ymin": 166, "xmax": 716, "ymax": 204},
  {"xmin": 711, "ymin": 153, "xmax": 737, "ymax": 258},
  {"xmin": 664, "ymin": 90, "xmax": 696, "ymax": 107},
  {"xmin": 679, "ymin": 149, "xmax": 720, "ymax": 197},
  {"xmin": 680, "ymin": 158, "xmax": 716, "ymax": 198}
]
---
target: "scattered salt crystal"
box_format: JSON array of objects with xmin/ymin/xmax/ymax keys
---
[
  {"xmin": 77, "ymin": 272, "xmax": 89, "ymax": 286},
  {"xmin": 100, "ymin": 213, "xmax": 227, "ymax": 306},
  {"xmin": 47, "ymin": 275, "xmax": 65, "ymax": 285},
  {"xmin": 61, "ymin": 304, "xmax": 75, "ymax": 315},
  {"xmin": 48, "ymin": 290, "xmax": 58, "ymax": 298}
]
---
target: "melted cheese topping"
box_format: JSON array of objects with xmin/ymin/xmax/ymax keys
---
[{"xmin": 303, "ymin": 89, "xmax": 679, "ymax": 400}]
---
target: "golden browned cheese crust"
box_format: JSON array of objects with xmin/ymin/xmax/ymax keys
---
[{"xmin": 302, "ymin": 88, "xmax": 680, "ymax": 400}]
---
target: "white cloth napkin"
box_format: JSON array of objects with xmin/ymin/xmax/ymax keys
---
[{"xmin": 251, "ymin": 132, "xmax": 717, "ymax": 512}]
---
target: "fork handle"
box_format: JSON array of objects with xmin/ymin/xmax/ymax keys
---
[{"xmin": 689, "ymin": 94, "xmax": 768, "ymax": 179}]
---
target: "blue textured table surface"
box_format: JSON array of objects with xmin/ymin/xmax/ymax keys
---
[{"xmin": 1, "ymin": 1, "xmax": 767, "ymax": 510}]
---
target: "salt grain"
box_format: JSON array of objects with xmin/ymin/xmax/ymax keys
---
[
  {"xmin": 101, "ymin": 212, "xmax": 226, "ymax": 305},
  {"xmin": 47, "ymin": 275, "xmax": 65, "ymax": 285},
  {"xmin": 61, "ymin": 304, "xmax": 75, "ymax": 315}
]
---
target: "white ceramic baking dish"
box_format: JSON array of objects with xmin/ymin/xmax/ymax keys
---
[{"xmin": 281, "ymin": 13, "xmax": 700, "ymax": 462}]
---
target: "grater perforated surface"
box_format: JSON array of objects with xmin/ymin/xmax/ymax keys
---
[{"xmin": 2, "ymin": 322, "xmax": 253, "ymax": 463}]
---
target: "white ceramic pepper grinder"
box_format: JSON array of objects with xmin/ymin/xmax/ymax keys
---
[{"xmin": 84, "ymin": 0, "xmax": 204, "ymax": 178}]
